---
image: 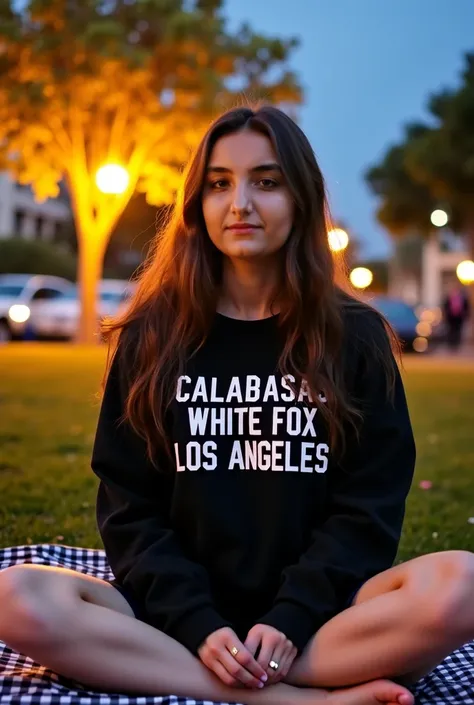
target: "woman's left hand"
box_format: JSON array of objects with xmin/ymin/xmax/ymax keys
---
[{"xmin": 244, "ymin": 624, "xmax": 297, "ymax": 685}]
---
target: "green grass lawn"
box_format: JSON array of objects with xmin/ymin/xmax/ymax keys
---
[{"xmin": 1, "ymin": 345, "xmax": 473, "ymax": 560}]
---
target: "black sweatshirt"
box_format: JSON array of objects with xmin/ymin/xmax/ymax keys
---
[{"xmin": 92, "ymin": 307, "xmax": 416, "ymax": 656}]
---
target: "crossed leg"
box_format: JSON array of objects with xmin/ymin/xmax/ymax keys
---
[
  {"xmin": 286, "ymin": 550, "xmax": 474, "ymax": 689},
  {"xmin": 0, "ymin": 562, "xmax": 414, "ymax": 705}
]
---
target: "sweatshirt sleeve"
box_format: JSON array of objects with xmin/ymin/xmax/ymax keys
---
[
  {"xmin": 91, "ymin": 347, "xmax": 231, "ymax": 655},
  {"xmin": 258, "ymin": 312, "xmax": 416, "ymax": 653}
]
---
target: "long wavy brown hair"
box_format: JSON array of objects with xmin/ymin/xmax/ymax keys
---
[{"xmin": 104, "ymin": 104, "xmax": 397, "ymax": 464}]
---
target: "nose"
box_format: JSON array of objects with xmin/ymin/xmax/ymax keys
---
[{"xmin": 230, "ymin": 180, "xmax": 252, "ymax": 215}]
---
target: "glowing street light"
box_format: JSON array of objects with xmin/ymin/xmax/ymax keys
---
[
  {"xmin": 350, "ymin": 267, "xmax": 373, "ymax": 290},
  {"xmin": 95, "ymin": 164, "xmax": 130, "ymax": 194},
  {"xmin": 430, "ymin": 209, "xmax": 449, "ymax": 228},
  {"xmin": 456, "ymin": 260, "xmax": 474, "ymax": 285},
  {"xmin": 328, "ymin": 228, "xmax": 349, "ymax": 253}
]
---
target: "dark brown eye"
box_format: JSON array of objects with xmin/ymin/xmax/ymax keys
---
[
  {"xmin": 209, "ymin": 179, "xmax": 229, "ymax": 189},
  {"xmin": 257, "ymin": 178, "xmax": 278, "ymax": 189}
]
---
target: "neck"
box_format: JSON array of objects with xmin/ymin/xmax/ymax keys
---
[{"xmin": 218, "ymin": 258, "xmax": 282, "ymax": 320}]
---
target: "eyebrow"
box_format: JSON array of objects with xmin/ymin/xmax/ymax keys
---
[{"xmin": 206, "ymin": 162, "xmax": 282, "ymax": 174}]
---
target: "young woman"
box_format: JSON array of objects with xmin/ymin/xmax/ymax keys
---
[{"xmin": 1, "ymin": 105, "xmax": 474, "ymax": 705}]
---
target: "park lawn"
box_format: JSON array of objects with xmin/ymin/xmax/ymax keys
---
[{"xmin": 0, "ymin": 345, "xmax": 473, "ymax": 560}]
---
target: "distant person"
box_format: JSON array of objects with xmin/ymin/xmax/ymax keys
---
[
  {"xmin": 2, "ymin": 106, "xmax": 474, "ymax": 705},
  {"xmin": 443, "ymin": 280, "xmax": 470, "ymax": 350}
]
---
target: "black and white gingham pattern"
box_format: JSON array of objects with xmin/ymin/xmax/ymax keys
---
[{"xmin": 1, "ymin": 544, "xmax": 473, "ymax": 705}]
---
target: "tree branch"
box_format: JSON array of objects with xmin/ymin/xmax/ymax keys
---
[
  {"xmin": 48, "ymin": 114, "xmax": 73, "ymax": 156},
  {"xmin": 108, "ymin": 100, "xmax": 130, "ymax": 161}
]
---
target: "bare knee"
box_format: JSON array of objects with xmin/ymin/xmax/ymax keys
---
[
  {"xmin": 411, "ymin": 551, "xmax": 474, "ymax": 636},
  {"xmin": 0, "ymin": 565, "xmax": 74, "ymax": 649}
]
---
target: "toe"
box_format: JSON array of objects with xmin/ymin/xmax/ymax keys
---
[
  {"xmin": 398, "ymin": 694, "xmax": 414, "ymax": 705},
  {"xmin": 373, "ymin": 680, "xmax": 413, "ymax": 704}
]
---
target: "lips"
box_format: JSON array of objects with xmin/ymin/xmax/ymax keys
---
[{"xmin": 226, "ymin": 223, "xmax": 261, "ymax": 231}]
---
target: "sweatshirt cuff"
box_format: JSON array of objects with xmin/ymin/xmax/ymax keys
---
[
  {"xmin": 258, "ymin": 603, "xmax": 316, "ymax": 653},
  {"xmin": 170, "ymin": 606, "xmax": 232, "ymax": 655}
]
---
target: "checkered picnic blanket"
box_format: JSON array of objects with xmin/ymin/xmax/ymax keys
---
[{"xmin": 0, "ymin": 545, "xmax": 473, "ymax": 705}]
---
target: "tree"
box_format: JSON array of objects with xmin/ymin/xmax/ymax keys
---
[
  {"xmin": 405, "ymin": 54, "xmax": 474, "ymax": 249},
  {"xmin": 0, "ymin": 237, "xmax": 76, "ymax": 280},
  {"xmin": 365, "ymin": 126, "xmax": 438, "ymax": 239},
  {"xmin": 0, "ymin": 0, "xmax": 302, "ymax": 342},
  {"xmin": 365, "ymin": 52, "xmax": 474, "ymax": 263}
]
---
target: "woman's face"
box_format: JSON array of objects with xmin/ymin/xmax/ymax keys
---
[{"xmin": 201, "ymin": 129, "xmax": 294, "ymax": 261}]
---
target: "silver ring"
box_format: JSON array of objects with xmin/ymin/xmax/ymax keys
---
[{"xmin": 269, "ymin": 660, "xmax": 279, "ymax": 671}]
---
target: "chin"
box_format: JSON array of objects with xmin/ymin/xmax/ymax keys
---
[{"xmin": 227, "ymin": 246, "xmax": 265, "ymax": 259}]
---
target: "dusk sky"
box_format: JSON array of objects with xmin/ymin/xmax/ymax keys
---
[{"xmin": 225, "ymin": 0, "xmax": 474, "ymax": 259}]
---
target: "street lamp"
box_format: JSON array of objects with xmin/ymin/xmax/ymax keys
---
[
  {"xmin": 328, "ymin": 228, "xmax": 349, "ymax": 253},
  {"xmin": 95, "ymin": 164, "xmax": 130, "ymax": 194},
  {"xmin": 350, "ymin": 267, "xmax": 373, "ymax": 290},
  {"xmin": 456, "ymin": 260, "xmax": 474, "ymax": 286},
  {"xmin": 430, "ymin": 209, "xmax": 449, "ymax": 228}
]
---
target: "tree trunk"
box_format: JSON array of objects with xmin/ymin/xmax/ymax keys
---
[{"xmin": 76, "ymin": 232, "xmax": 107, "ymax": 344}]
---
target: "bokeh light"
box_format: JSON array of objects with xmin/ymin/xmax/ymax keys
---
[
  {"xmin": 430, "ymin": 209, "xmax": 449, "ymax": 228},
  {"xmin": 328, "ymin": 228, "xmax": 349, "ymax": 252},
  {"xmin": 350, "ymin": 267, "xmax": 373, "ymax": 289},
  {"xmin": 413, "ymin": 337, "xmax": 429, "ymax": 353},
  {"xmin": 8, "ymin": 304, "xmax": 31, "ymax": 323},
  {"xmin": 416, "ymin": 321, "xmax": 432, "ymax": 337},
  {"xmin": 456, "ymin": 260, "xmax": 474, "ymax": 285},
  {"xmin": 95, "ymin": 164, "xmax": 130, "ymax": 194}
]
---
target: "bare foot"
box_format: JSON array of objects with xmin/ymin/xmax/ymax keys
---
[
  {"xmin": 325, "ymin": 679, "xmax": 414, "ymax": 705},
  {"xmin": 244, "ymin": 679, "xmax": 413, "ymax": 705}
]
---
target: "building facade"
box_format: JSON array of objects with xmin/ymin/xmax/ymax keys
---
[
  {"xmin": 389, "ymin": 232, "xmax": 469, "ymax": 307},
  {"xmin": 421, "ymin": 233, "xmax": 469, "ymax": 307},
  {"xmin": 0, "ymin": 172, "xmax": 71, "ymax": 241}
]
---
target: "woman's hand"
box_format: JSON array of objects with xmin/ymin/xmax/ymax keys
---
[
  {"xmin": 198, "ymin": 626, "xmax": 269, "ymax": 689},
  {"xmin": 244, "ymin": 624, "xmax": 298, "ymax": 684}
]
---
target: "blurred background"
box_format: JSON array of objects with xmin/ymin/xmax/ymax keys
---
[{"xmin": 0, "ymin": 0, "xmax": 473, "ymax": 558}]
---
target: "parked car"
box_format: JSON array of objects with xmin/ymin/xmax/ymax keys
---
[
  {"xmin": 369, "ymin": 296, "xmax": 430, "ymax": 352},
  {"xmin": 28, "ymin": 279, "xmax": 135, "ymax": 340},
  {"xmin": 0, "ymin": 273, "xmax": 73, "ymax": 343}
]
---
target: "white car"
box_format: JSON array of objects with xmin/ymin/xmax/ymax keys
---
[
  {"xmin": 28, "ymin": 279, "xmax": 135, "ymax": 340},
  {"xmin": 0, "ymin": 273, "xmax": 73, "ymax": 343}
]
